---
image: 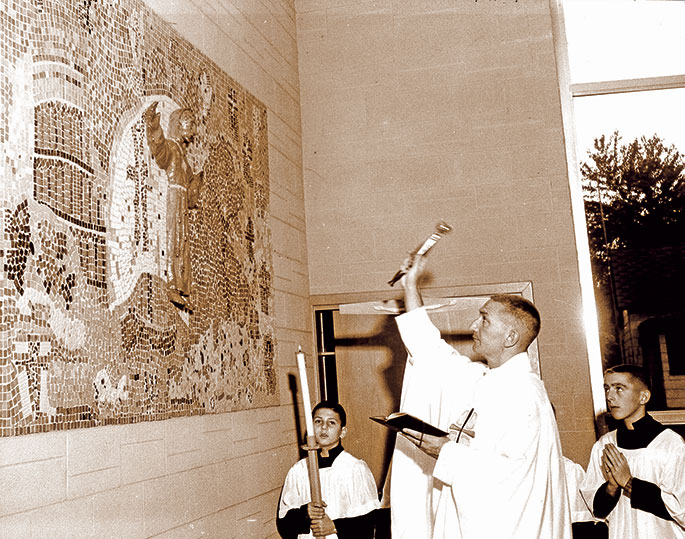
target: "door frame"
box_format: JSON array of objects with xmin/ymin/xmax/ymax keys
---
[{"xmin": 309, "ymin": 280, "xmax": 538, "ymax": 397}]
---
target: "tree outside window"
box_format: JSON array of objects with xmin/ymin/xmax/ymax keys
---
[
  {"xmin": 579, "ymin": 131, "xmax": 685, "ymax": 408},
  {"xmin": 563, "ymin": 0, "xmax": 685, "ymax": 411}
]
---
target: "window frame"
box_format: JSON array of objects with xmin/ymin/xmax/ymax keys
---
[{"xmin": 551, "ymin": 0, "xmax": 685, "ymax": 424}]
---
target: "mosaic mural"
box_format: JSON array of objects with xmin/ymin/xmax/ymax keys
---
[{"xmin": 0, "ymin": 0, "xmax": 277, "ymax": 436}]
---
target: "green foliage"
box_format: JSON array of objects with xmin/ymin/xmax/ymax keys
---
[{"xmin": 581, "ymin": 131, "xmax": 685, "ymax": 287}]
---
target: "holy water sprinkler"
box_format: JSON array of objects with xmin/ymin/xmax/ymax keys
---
[{"xmin": 387, "ymin": 221, "xmax": 452, "ymax": 286}]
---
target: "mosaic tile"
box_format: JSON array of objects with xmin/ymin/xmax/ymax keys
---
[{"xmin": 0, "ymin": 0, "xmax": 276, "ymax": 437}]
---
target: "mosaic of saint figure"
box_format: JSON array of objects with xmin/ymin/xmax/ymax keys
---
[{"xmin": 143, "ymin": 102, "xmax": 203, "ymax": 310}]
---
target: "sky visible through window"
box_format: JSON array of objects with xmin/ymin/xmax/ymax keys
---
[
  {"xmin": 564, "ymin": 0, "xmax": 685, "ymax": 412},
  {"xmin": 564, "ymin": 0, "xmax": 685, "ymax": 160},
  {"xmin": 572, "ymin": 88, "xmax": 685, "ymax": 162}
]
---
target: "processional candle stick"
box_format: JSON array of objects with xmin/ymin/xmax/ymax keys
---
[{"xmin": 296, "ymin": 346, "xmax": 324, "ymax": 538}]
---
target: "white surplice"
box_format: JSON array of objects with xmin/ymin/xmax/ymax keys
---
[
  {"xmin": 395, "ymin": 307, "xmax": 572, "ymax": 539},
  {"xmin": 278, "ymin": 450, "xmax": 380, "ymax": 539},
  {"xmin": 581, "ymin": 429, "xmax": 685, "ymax": 539}
]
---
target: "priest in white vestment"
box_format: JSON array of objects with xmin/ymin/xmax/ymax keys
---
[{"xmin": 391, "ymin": 255, "xmax": 572, "ymax": 539}]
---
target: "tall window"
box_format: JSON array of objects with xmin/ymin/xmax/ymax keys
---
[{"xmin": 562, "ymin": 0, "xmax": 685, "ymax": 414}]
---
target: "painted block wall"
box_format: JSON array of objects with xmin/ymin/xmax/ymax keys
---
[
  {"xmin": 0, "ymin": 1, "xmax": 307, "ymax": 537},
  {"xmin": 296, "ymin": 0, "xmax": 597, "ymax": 465}
]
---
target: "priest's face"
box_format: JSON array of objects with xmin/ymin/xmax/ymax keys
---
[
  {"xmin": 470, "ymin": 300, "xmax": 513, "ymax": 367},
  {"xmin": 604, "ymin": 371, "xmax": 649, "ymax": 425},
  {"xmin": 313, "ymin": 407, "xmax": 347, "ymax": 451}
]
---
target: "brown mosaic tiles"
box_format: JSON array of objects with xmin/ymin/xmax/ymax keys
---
[{"xmin": 0, "ymin": 0, "xmax": 276, "ymax": 437}]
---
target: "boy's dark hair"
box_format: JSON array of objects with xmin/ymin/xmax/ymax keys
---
[
  {"xmin": 490, "ymin": 294, "xmax": 541, "ymax": 343},
  {"xmin": 313, "ymin": 400, "xmax": 347, "ymax": 427},
  {"xmin": 604, "ymin": 363, "xmax": 651, "ymax": 391}
]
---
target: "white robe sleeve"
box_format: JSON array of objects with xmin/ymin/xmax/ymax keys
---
[
  {"xmin": 278, "ymin": 459, "xmax": 309, "ymax": 519},
  {"xmin": 395, "ymin": 308, "xmax": 472, "ymax": 372},
  {"xmin": 389, "ymin": 307, "xmax": 484, "ymax": 539},
  {"xmin": 431, "ymin": 368, "xmax": 571, "ymax": 539},
  {"xmin": 432, "ymin": 384, "xmax": 541, "ymax": 489},
  {"xmin": 651, "ymin": 432, "xmax": 685, "ymax": 527},
  {"xmin": 394, "ymin": 307, "xmax": 484, "ymax": 429},
  {"xmin": 580, "ymin": 436, "xmax": 610, "ymax": 519},
  {"xmin": 564, "ymin": 457, "xmax": 594, "ymax": 523}
]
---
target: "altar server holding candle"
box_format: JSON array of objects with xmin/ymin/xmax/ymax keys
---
[{"xmin": 277, "ymin": 396, "xmax": 380, "ymax": 537}]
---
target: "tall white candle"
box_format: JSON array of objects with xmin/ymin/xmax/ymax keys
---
[{"xmin": 296, "ymin": 346, "xmax": 315, "ymax": 436}]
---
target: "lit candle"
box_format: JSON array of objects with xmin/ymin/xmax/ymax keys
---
[{"xmin": 296, "ymin": 346, "xmax": 315, "ymax": 435}]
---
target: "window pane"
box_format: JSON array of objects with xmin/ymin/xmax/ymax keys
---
[
  {"xmin": 573, "ymin": 88, "xmax": 685, "ymax": 159},
  {"xmin": 573, "ymin": 88, "xmax": 685, "ymax": 410},
  {"xmin": 564, "ymin": 0, "xmax": 685, "ymax": 84}
]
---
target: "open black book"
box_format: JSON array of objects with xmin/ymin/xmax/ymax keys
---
[{"xmin": 370, "ymin": 412, "xmax": 448, "ymax": 437}]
